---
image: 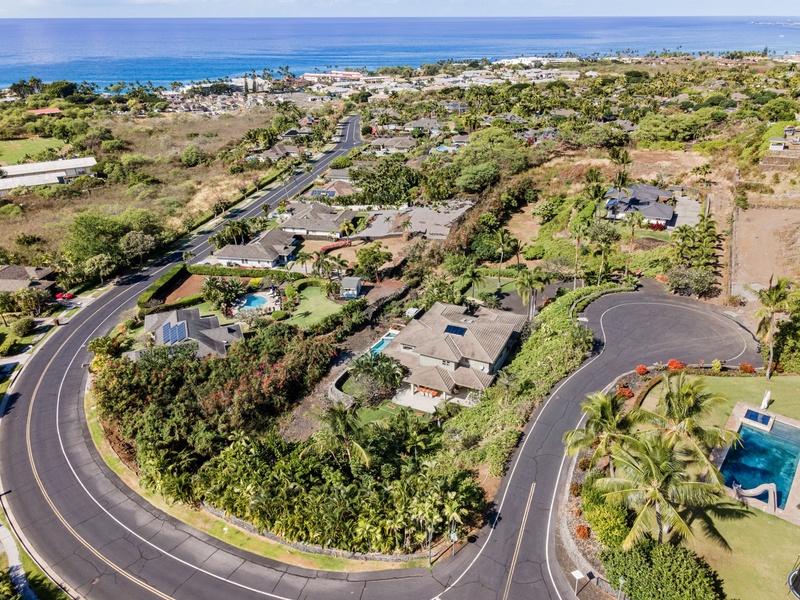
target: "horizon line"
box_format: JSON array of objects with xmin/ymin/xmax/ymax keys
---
[{"xmin": 2, "ymin": 15, "xmax": 800, "ymax": 19}]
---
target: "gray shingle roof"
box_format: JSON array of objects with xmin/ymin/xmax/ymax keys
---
[
  {"xmin": 215, "ymin": 228, "xmax": 296, "ymax": 263},
  {"xmin": 143, "ymin": 308, "xmax": 242, "ymax": 358}
]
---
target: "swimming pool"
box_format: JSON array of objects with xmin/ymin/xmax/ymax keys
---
[
  {"xmin": 370, "ymin": 332, "xmax": 398, "ymax": 356},
  {"xmin": 721, "ymin": 421, "xmax": 800, "ymax": 510},
  {"xmin": 241, "ymin": 294, "xmax": 267, "ymax": 309}
]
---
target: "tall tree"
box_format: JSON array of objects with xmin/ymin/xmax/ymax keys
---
[
  {"xmin": 749, "ymin": 276, "xmax": 795, "ymax": 379},
  {"xmin": 624, "ymin": 211, "xmax": 645, "ymax": 277}
]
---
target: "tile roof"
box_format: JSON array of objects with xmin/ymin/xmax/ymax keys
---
[{"xmin": 215, "ymin": 228, "xmax": 296, "ymax": 263}]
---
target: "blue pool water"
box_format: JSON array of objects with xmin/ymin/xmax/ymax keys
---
[
  {"xmin": 241, "ymin": 295, "xmax": 267, "ymax": 309},
  {"xmin": 744, "ymin": 409, "xmax": 771, "ymax": 426},
  {"xmin": 370, "ymin": 334, "xmax": 397, "ymax": 356},
  {"xmin": 721, "ymin": 422, "xmax": 800, "ymax": 510}
]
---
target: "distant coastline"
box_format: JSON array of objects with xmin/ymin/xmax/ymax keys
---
[{"xmin": 3, "ymin": 16, "xmax": 800, "ymax": 89}]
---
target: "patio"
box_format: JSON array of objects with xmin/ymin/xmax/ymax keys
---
[{"xmin": 392, "ymin": 385, "xmax": 477, "ymax": 414}]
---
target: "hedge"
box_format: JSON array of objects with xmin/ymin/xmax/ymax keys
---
[
  {"xmin": 271, "ymin": 310, "xmax": 287, "ymax": 321},
  {"xmin": 601, "ymin": 541, "xmax": 727, "ymax": 600},
  {"xmin": 187, "ymin": 265, "xmax": 304, "ymax": 282},
  {"xmin": 137, "ymin": 265, "xmax": 186, "ymax": 309},
  {"xmin": 149, "ymin": 293, "xmax": 205, "ymax": 314},
  {"xmin": 0, "ymin": 335, "xmax": 17, "ymax": 358},
  {"xmin": 295, "ymin": 277, "xmax": 325, "ymax": 291}
]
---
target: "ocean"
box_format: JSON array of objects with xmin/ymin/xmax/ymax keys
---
[{"xmin": 2, "ymin": 17, "xmax": 800, "ymax": 89}]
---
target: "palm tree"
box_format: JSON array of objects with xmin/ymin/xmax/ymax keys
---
[
  {"xmin": 624, "ymin": 211, "xmax": 645, "ymax": 277},
  {"xmin": 570, "ymin": 222, "xmax": 589, "ymax": 290},
  {"xmin": 609, "ymin": 146, "xmax": 632, "ymax": 172},
  {"xmin": 307, "ymin": 401, "xmax": 371, "ymax": 467},
  {"xmin": 563, "ymin": 391, "xmax": 637, "ymax": 477},
  {"xmin": 587, "ymin": 221, "xmax": 620, "ymax": 285},
  {"xmin": 340, "ymin": 221, "xmax": 356, "ymax": 241},
  {"xmin": 515, "ymin": 267, "xmax": 550, "ymax": 320},
  {"xmin": 639, "ymin": 372, "xmax": 740, "ymax": 486},
  {"xmin": 585, "ymin": 182, "xmax": 607, "ymax": 221},
  {"xmin": 612, "ymin": 170, "xmax": 632, "ymax": 216},
  {"xmin": 596, "ymin": 432, "xmax": 725, "ymax": 549},
  {"xmin": 494, "ymin": 229, "xmax": 513, "ymax": 286},
  {"xmin": 294, "ymin": 250, "xmax": 313, "ymax": 275},
  {"xmin": 748, "ymin": 276, "xmax": 795, "ymax": 379},
  {"xmin": 182, "ymin": 250, "xmax": 194, "ymax": 264},
  {"xmin": 442, "ymin": 491, "xmax": 467, "ymax": 557},
  {"xmin": 328, "ymin": 253, "xmax": 349, "ymax": 279},
  {"xmin": 513, "ymin": 240, "xmax": 527, "ymax": 270},
  {"xmin": 495, "ymin": 369, "xmax": 518, "ymax": 407},
  {"xmin": 456, "ymin": 264, "xmax": 486, "ymax": 299}
]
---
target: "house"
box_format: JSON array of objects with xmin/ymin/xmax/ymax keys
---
[
  {"xmin": 340, "ymin": 276, "xmax": 362, "ymax": 299},
  {"xmin": 325, "ymin": 168, "xmax": 352, "ymax": 182},
  {"xmin": 769, "ymin": 137, "xmax": 788, "ymax": 152},
  {"xmin": 451, "ymin": 134, "xmax": 471, "ymax": 147},
  {"xmin": 484, "ymin": 113, "xmax": 528, "ymax": 125},
  {"xmin": 0, "ymin": 157, "xmax": 97, "ymax": 197},
  {"xmin": 26, "ymin": 107, "xmax": 62, "ymax": 116},
  {"xmin": 214, "ymin": 228, "xmax": 298, "ymax": 268},
  {"xmin": 605, "ymin": 184, "xmax": 675, "ymax": 225},
  {"xmin": 382, "ymin": 302, "xmax": 525, "ymax": 399},
  {"xmin": 308, "ymin": 180, "xmax": 359, "ymax": 199},
  {"xmin": 443, "ymin": 101, "xmax": 468, "ymax": 114},
  {"xmin": 404, "ymin": 118, "xmax": 443, "ymax": 133},
  {"xmin": 0, "ymin": 265, "xmax": 55, "ymax": 293},
  {"xmin": 260, "ymin": 145, "xmax": 304, "ymax": 161},
  {"xmin": 370, "ymin": 136, "xmax": 416, "ymax": 154},
  {"xmin": 125, "ymin": 309, "xmax": 243, "ymax": 361},
  {"xmin": 298, "ymin": 115, "xmax": 316, "ymax": 127},
  {"xmin": 280, "ymin": 203, "xmax": 356, "ymax": 238}
]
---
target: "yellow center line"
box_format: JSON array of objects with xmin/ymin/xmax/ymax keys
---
[
  {"xmin": 24, "ymin": 290, "xmax": 173, "ymax": 600},
  {"xmin": 501, "ymin": 481, "xmax": 536, "ymax": 600}
]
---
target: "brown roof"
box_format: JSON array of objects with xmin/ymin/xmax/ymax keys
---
[{"xmin": 0, "ymin": 265, "xmax": 55, "ymax": 293}]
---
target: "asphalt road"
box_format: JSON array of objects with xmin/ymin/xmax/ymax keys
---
[{"xmin": 0, "ymin": 124, "xmax": 764, "ymax": 600}]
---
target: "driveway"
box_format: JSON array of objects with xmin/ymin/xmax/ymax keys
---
[{"xmin": 672, "ymin": 193, "xmax": 704, "ymax": 228}]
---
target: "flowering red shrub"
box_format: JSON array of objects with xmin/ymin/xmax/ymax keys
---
[
  {"xmin": 320, "ymin": 240, "xmax": 351, "ymax": 253},
  {"xmin": 616, "ymin": 387, "xmax": 634, "ymax": 399},
  {"xmin": 667, "ymin": 359, "xmax": 687, "ymax": 371},
  {"xmin": 575, "ymin": 525, "xmax": 590, "ymax": 540},
  {"xmin": 649, "ymin": 222, "xmax": 666, "ymax": 231},
  {"xmin": 739, "ymin": 362, "xmax": 756, "ymax": 373},
  {"xmin": 635, "ymin": 364, "xmax": 649, "ymax": 376}
]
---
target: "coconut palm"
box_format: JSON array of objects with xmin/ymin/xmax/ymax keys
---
[
  {"xmin": 307, "ymin": 401, "xmax": 371, "ymax": 467},
  {"xmin": 624, "ymin": 211, "xmax": 646, "ymax": 277},
  {"xmin": 585, "ymin": 182, "xmax": 607, "ymax": 221},
  {"xmin": 612, "ymin": 170, "xmax": 632, "ymax": 216},
  {"xmin": 587, "ymin": 220, "xmax": 620, "ymax": 285},
  {"xmin": 494, "ymin": 229, "xmax": 513, "ymax": 285},
  {"xmin": 563, "ymin": 391, "xmax": 638, "ymax": 477},
  {"xmin": 340, "ymin": 221, "xmax": 356, "ymax": 241},
  {"xmin": 515, "ymin": 267, "xmax": 551, "ymax": 320},
  {"xmin": 456, "ymin": 264, "xmax": 486, "ymax": 299},
  {"xmin": 748, "ymin": 276, "xmax": 795, "ymax": 379},
  {"xmin": 596, "ymin": 432, "xmax": 725, "ymax": 549},
  {"xmin": 639, "ymin": 372, "xmax": 740, "ymax": 485},
  {"xmin": 294, "ymin": 250, "xmax": 313, "ymax": 275},
  {"xmin": 570, "ymin": 222, "xmax": 589, "ymax": 290}
]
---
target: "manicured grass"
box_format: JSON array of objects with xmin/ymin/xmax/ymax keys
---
[
  {"xmin": 687, "ymin": 506, "xmax": 800, "ymax": 600},
  {"xmin": 0, "ymin": 137, "xmax": 64, "ymax": 166},
  {"xmin": 196, "ymin": 301, "xmax": 237, "ymax": 325},
  {"xmin": 358, "ymin": 402, "xmax": 430, "ymax": 427},
  {"xmin": 287, "ymin": 287, "xmax": 341, "ymax": 327},
  {"xmin": 83, "ymin": 392, "xmax": 427, "ymax": 572},
  {"xmin": 472, "ymin": 277, "xmax": 518, "ymax": 297},
  {"xmin": 341, "ymin": 375, "xmax": 366, "ymax": 398},
  {"xmin": 641, "ymin": 374, "xmax": 800, "ymax": 428}
]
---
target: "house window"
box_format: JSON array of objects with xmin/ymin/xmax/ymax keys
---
[{"xmin": 441, "ymin": 360, "xmax": 451, "ymax": 366}]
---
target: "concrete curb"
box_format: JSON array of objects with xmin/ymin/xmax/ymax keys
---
[{"xmin": 0, "ymin": 522, "xmax": 37, "ymax": 600}]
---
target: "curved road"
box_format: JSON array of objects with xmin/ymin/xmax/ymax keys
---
[{"xmin": 0, "ymin": 123, "xmax": 762, "ymax": 600}]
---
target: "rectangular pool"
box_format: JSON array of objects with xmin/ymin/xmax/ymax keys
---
[
  {"xmin": 369, "ymin": 332, "xmax": 398, "ymax": 357},
  {"xmin": 721, "ymin": 421, "xmax": 800, "ymax": 510},
  {"xmin": 744, "ymin": 409, "xmax": 771, "ymax": 426}
]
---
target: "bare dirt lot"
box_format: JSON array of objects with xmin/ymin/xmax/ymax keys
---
[
  {"xmin": 731, "ymin": 206, "xmax": 800, "ymax": 300},
  {"xmin": 297, "ymin": 236, "xmax": 410, "ymax": 267}
]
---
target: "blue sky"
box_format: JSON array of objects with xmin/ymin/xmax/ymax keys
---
[{"xmin": 1, "ymin": 0, "xmax": 798, "ymax": 18}]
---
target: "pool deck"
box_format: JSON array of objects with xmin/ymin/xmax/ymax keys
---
[
  {"xmin": 718, "ymin": 402, "xmax": 800, "ymax": 526},
  {"xmin": 235, "ymin": 291, "xmax": 281, "ymax": 315}
]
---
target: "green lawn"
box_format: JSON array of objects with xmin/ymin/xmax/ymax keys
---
[
  {"xmin": 358, "ymin": 401, "xmax": 430, "ymax": 426},
  {"xmin": 688, "ymin": 505, "xmax": 800, "ymax": 600},
  {"xmin": 287, "ymin": 287, "xmax": 341, "ymax": 327},
  {"xmin": 641, "ymin": 374, "xmax": 800, "ymax": 428},
  {"xmin": 0, "ymin": 137, "xmax": 64, "ymax": 165},
  {"xmin": 196, "ymin": 301, "xmax": 237, "ymax": 325},
  {"xmin": 473, "ymin": 277, "xmax": 518, "ymax": 297},
  {"xmin": 641, "ymin": 374, "xmax": 800, "ymax": 599}
]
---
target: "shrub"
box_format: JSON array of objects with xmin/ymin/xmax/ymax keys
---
[
  {"xmin": 575, "ymin": 525, "xmax": 590, "ymax": 540},
  {"xmin": 186, "ymin": 265, "xmax": 303, "ymax": 281},
  {"xmin": 635, "ymin": 364, "xmax": 649, "ymax": 376},
  {"xmin": 570, "ymin": 482, "xmax": 583, "ymax": 497},
  {"xmin": 601, "ymin": 541, "xmax": 727, "ymax": 600},
  {"xmin": 615, "ymin": 387, "xmax": 634, "ymax": 399},
  {"xmin": 320, "ymin": 240, "xmax": 351, "ymax": 253},
  {"xmin": 248, "ymin": 277, "xmax": 263, "ymax": 292},
  {"xmin": 270, "ymin": 310, "xmax": 287, "ymax": 321},
  {"xmin": 584, "ymin": 503, "xmax": 630, "ymax": 549},
  {"xmin": 711, "ymin": 359, "xmax": 723, "ymax": 373},
  {"xmin": 577, "ymin": 457, "xmax": 591, "ymax": 471},
  {"xmin": 0, "ymin": 335, "xmax": 17, "ymax": 357},
  {"xmin": 739, "ymin": 362, "xmax": 755, "ymax": 374},
  {"xmin": 485, "ymin": 429, "xmax": 522, "ymax": 476},
  {"xmin": 667, "ymin": 359, "xmax": 687, "ymax": 371},
  {"xmin": 648, "ymin": 222, "xmax": 666, "ymax": 231},
  {"xmin": 12, "ymin": 317, "xmax": 35, "ymax": 337},
  {"xmin": 284, "ymin": 284, "xmax": 297, "ymax": 299}
]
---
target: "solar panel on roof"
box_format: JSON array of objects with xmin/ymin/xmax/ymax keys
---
[
  {"xmin": 162, "ymin": 323, "xmax": 171, "ymax": 343},
  {"xmin": 168, "ymin": 324, "xmax": 177, "ymax": 344},
  {"xmin": 444, "ymin": 325, "xmax": 466, "ymax": 336},
  {"xmin": 175, "ymin": 322, "xmax": 187, "ymax": 342}
]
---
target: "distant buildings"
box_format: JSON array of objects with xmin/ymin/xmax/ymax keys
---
[
  {"xmin": 280, "ymin": 203, "xmax": 356, "ymax": 238},
  {"xmin": 0, "ymin": 157, "xmax": 97, "ymax": 197}
]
